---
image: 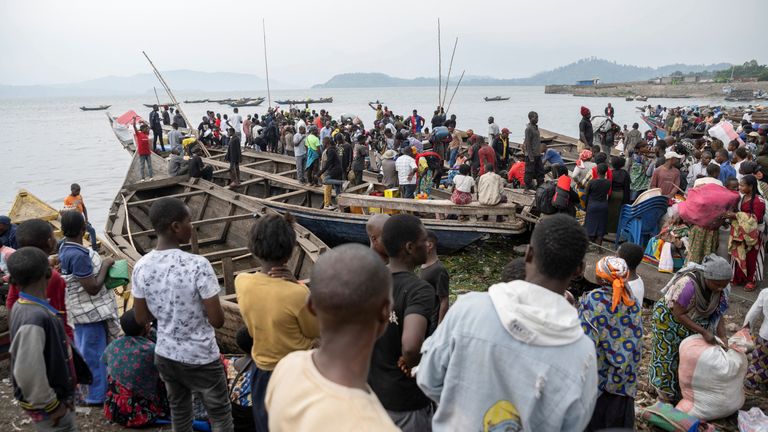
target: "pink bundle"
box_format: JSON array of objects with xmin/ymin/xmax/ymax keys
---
[{"xmin": 679, "ymin": 183, "xmax": 739, "ymax": 229}]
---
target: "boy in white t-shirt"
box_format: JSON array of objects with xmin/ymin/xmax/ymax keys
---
[
  {"xmin": 132, "ymin": 198, "xmax": 233, "ymax": 431},
  {"xmin": 618, "ymin": 243, "xmax": 645, "ymax": 306}
]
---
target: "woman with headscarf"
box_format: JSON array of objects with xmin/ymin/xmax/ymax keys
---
[
  {"xmin": 572, "ymin": 149, "xmax": 596, "ymax": 209},
  {"xmin": 578, "ymin": 257, "xmax": 642, "ymax": 431},
  {"xmin": 727, "ymin": 174, "xmax": 766, "ymax": 292},
  {"xmin": 649, "ymin": 254, "xmax": 732, "ymax": 402}
]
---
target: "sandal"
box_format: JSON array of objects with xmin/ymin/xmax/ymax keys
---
[{"xmin": 745, "ymin": 282, "xmax": 757, "ymax": 292}]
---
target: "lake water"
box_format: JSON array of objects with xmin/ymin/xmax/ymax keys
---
[{"xmin": 0, "ymin": 86, "xmax": 735, "ymax": 232}]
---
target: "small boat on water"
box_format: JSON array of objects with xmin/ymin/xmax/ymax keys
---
[
  {"xmin": 625, "ymin": 97, "xmax": 634, "ymax": 102},
  {"xmin": 635, "ymin": 96, "xmax": 648, "ymax": 101},
  {"xmin": 80, "ymin": 105, "xmax": 111, "ymax": 111},
  {"xmin": 203, "ymin": 149, "xmax": 531, "ymax": 253},
  {"xmin": 274, "ymin": 97, "xmax": 333, "ymax": 105},
  {"xmin": 484, "ymin": 96, "xmax": 510, "ymax": 102},
  {"xmin": 228, "ymin": 98, "xmax": 265, "ymax": 108},
  {"xmin": 183, "ymin": 99, "xmax": 209, "ymax": 104},
  {"xmin": 143, "ymin": 102, "xmax": 177, "ymax": 108},
  {"xmin": 104, "ymin": 158, "xmax": 328, "ymax": 351},
  {"xmin": 369, "ymin": 100, "xmax": 385, "ymax": 105}
]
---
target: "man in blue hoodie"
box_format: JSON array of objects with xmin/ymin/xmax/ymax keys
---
[{"xmin": 417, "ymin": 214, "xmax": 598, "ymax": 431}]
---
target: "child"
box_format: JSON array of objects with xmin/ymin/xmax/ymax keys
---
[
  {"xmin": 59, "ymin": 211, "xmax": 117, "ymax": 406},
  {"xmin": 234, "ymin": 213, "xmax": 319, "ymax": 431},
  {"xmin": 744, "ymin": 287, "xmax": 768, "ymax": 390},
  {"xmin": 63, "ymin": 183, "xmax": 99, "ymax": 251},
  {"xmin": 420, "ymin": 230, "xmax": 450, "ymax": 325},
  {"xmin": 618, "ymin": 243, "xmax": 645, "ymax": 305},
  {"xmin": 583, "ymin": 163, "xmax": 611, "ymax": 245},
  {"xmin": 131, "ymin": 198, "xmax": 232, "ymax": 431},
  {"xmin": 6, "ymin": 219, "xmax": 72, "ymax": 339},
  {"xmin": 450, "ymin": 164, "xmax": 475, "ymax": 205},
  {"xmin": 132, "ymin": 117, "xmax": 153, "ymax": 181},
  {"xmin": 227, "ymin": 328, "xmax": 256, "ymax": 432},
  {"xmin": 102, "ymin": 309, "xmax": 169, "ymax": 427},
  {"xmin": 265, "ymin": 244, "xmax": 398, "ymax": 431},
  {"xmin": 8, "ymin": 247, "xmax": 76, "ymax": 431}
]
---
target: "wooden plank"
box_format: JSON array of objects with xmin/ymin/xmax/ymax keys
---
[
  {"xmin": 222, "ymin": 257, "xmax": 235, "ymax": 295},
  {"xmin": 201, "ymin": 247, "xmax": 250, "ymax": 261},
  {"xmin": 124, "ymin": 213, "xmax": 257, "ymax": 237},
  {"xmin": 266, "ymin": 190, "xmax": 309, "ymax": 202},
  {"xmin": 337, "ymin": 195, "xmax": 519, "ymax": 216},
  {"xmin": 190, "ymin": 227, "xmax": 199, "ymax": 254},
  {"xmin": 242, "ymin": 160, "xmax": 276, "ymax": 169},
  {"xmin": 128, "ymin": 190, "xmax": 206, "ymax": 206}
]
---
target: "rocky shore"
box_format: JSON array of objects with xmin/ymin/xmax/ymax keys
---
[{"xmin": 545, "ymin": 81, "xmax": 768, "ymax": 99}]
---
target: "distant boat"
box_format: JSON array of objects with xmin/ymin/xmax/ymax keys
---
[
  {"xmin": 183, "ymin": 99, "xmax": 209, "ymax": 104},
  {"xmin": 634, "ymin": 96, "xmax": 648, "ymax": 101},
  {"xmin": 228, "ymin": 98, "xmax": 265, "ymax": 108},
  {"xmin": 625, "ymin": 97, "xmax": 634, "ymax": 101},
  {"xmin": 142, "ymin": 102, "xmax": 177, "ymax": 108},
  {"xmin": 275, "ymin": 97, "xmax": 333, "ymax": 105},
  {"xmin": 80, "ymin": 105, "xmax": 111, "ymax": 111},
  {"xmin": 484, "ymin": 96, "xmax": 510, "ymax": 102},
  {"xmin": 369, "ymin": 100, "xmax": 385, "ymax": 105}
]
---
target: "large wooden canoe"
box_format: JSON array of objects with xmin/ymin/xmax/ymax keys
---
[
  {"xmin": 203, "ymin": 149, "xmax": 531, "ymax": 253},
  {"xmin": 104, "ymin": 173, "xmax": 328, "ymax": 351}
]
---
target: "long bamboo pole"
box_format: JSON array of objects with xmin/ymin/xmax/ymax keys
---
[
  {"xmin": 142, "ymin": 51, "xmax": 210, "ymax": 157},
  {"xmin": 441, "ymin": 37, "xmax": 458, "ymax": 108},
  {"xmin": 263, "ymin": 19, "xmax": 272, "ymax": 109},
  {"xmin": 446, "ymin": 70, "xmax": 465, "ymax": 113},
  {"xmin": 153, "ymin": 86, "xmax": 160, "ymax": 105},
  {"xmin": 437, "ymin": 18, "xmax": 442, "ymax": 108}
]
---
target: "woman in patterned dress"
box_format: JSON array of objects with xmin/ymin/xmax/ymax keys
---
[
  {"xmin": 102, "ymin": 310, "xmax": 169, "ymax": 427},
  {"xmin": 649, "ymin": 254, "xmax": 731, "ymax": 402},
  {"xmin": 578, "ymin": 256, "xmax": 642, "ymax": 431},
  {"xmin": 744, "ymin": 287, "xmax": 768, "ymax": 390}
]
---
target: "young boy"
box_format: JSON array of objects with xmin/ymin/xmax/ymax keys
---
[
  {"xmin": 265, "ymin": 244, "xmax": 398, "ymax": 431},
  {"xmin": 131, "ymin": 198, "xmax": 233, "ymax": 431},
  {"xmin": 420, "ymin": 230, "xmax": 450, "ymax": 325},
  {"xmin": 63, "ymin": 183, "xmax": 99, "ymax": 252},
  {"xmin": 618, "ymin": 242, "xmax": 645, "ymax": 305},
  {"xmin": 8, "ymin": 247, "xmax": 76, "ymax": 431},
  {"xmin": 6, "ymin": 219, "xmax": 72, "ymax": 340},
  {"xmin": 132, "ymin": 117, "xmax": 154, "ymax": 181}
]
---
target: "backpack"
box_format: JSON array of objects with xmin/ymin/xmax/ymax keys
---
[{"xmin": 535, "ymin": 182, "xmax": 557, "ymax": 215}]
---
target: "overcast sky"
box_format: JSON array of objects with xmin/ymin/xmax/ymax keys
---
[{"xmin": 1, "ymin": 0, "xmax": 765, "ymax": 87}]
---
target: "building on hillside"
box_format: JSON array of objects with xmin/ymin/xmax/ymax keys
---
[{"xmin": 575, "ymin": 78, "xmax": 600, "ymax": 86}]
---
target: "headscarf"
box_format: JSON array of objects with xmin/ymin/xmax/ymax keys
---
[
  {"xmin": 576, "ymin": 150, "xmax": 593, "ymax": 168},
  {"xmin": 595, "ymin": 256, "xmax": 634, "ymax": 312},
  {"xmin": 661, "ymin": 254, "xmax": 730, "ymax": 322},
  {"xmin": 580, "ymin": 106, "xmax": 591, "ymax": 117}
]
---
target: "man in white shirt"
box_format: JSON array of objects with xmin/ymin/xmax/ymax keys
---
[
  {"xmin": 692, "ymin": 163, "xmax": 723, "ymax": 188},
  {"xmin": 395, "ymin": 147, "xmax": 418, "ymax": 198},
  {"xmin": 487, "ymin": 116, "xmax": 500, "ymax": 143},
  {"xmin": 686, "ymin": 151, "xmax": 714, "ymax": 191},
  {"xmin": 229, "ymin": 108, "xmax": 243, "ymax": 136},
  {"xmin": 320, "ymin": 121, "xmax": 333, "ymax": 144}
]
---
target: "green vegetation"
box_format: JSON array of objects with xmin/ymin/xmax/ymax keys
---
[
  {"xmin": 440, "ymin": 235, "xmax": 526, "ymax": 298},
  {"xmin": 714, "ymin": 60, "xmax": 768, "ymax": 82}
]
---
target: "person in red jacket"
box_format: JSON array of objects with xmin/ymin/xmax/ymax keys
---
[
  {"xmin": 507, "ymin": 158, "xmax": 526, "ymax": 188},
  {"xmin": 477, "ymin": 139, "xmax": 497, "ymax": 176},
  {"xmin": 6, "ymin": 219, "xmax": 73, "ymax": 339},
  {"xmin": 133, "ymin": 117, "xmax": 153, "ymax": 181}
]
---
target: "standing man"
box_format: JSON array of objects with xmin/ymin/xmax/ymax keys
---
[
  {"xmin": 132, "ymin": 117, "xmax": 154, "ymax": 181},
  {"xmin": 149, "ymin": 105, "xmax": 165, "ymax": 152},
  {"xmin": 225, "ymin": 127, "xmax": 242, "ymax": 188},
  {"xmin": 370, "ymin": 215, "xmax": 436, "ymax": 431},
  {"xmin": 492, "ymin": 128, "xmax": 511, "ymax": 170},
  {"xmin": 229, "ymin": 108, "xmax": 243, "ymax": 137},
  {"xmin": 243, "ymin": 115, "xmax": 253, "ymax": 147},
  {"xmin": 63, "ymin": 183, "xmax": 100, "ymax": 252},
  {"xmin": 293, "ymin": 126, "xmax": 308, "ymax": 183},
  {"xmin": 405, "ymin": 110, "xmax": 425, "ymax": 135},
  {"xmin": 396, "ymin": 147, "xmax": 418, "ymax": 199},
  {"xmin": 416, "ymin": 214, "xmax": 598, "ymax": 431},
  {"xmin": 624, "ymin": 123, "xmax": 642, "ymax": 156},
  {"xmin": 523, "ymin": 111, "xmax": 544, "ymax": 193},
  {"xmin": 172, "ymin": 109, "xmax": 186, "ymax": 128},
  {"xmin": 161, "ymin": 106, "xmax": 171, "ymax": 126},
  {"xmin": 579, "ymin": 106, "xmax": 594, "ymax": 150},
  {"xmin": 487, "ymin": 116, "xmax": 500, "ymax": 143},
  {"xmin": 167, "ymin": 122, "xmax": 185, "ymax": 154},
  {"xmin": 604, "ymin": 102, "xmax": 615, "ymax": 119}
]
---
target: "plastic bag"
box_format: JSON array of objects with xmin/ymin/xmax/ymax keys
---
[{"xmin": 739, "ymin": 407, "xmax": 768, "ymax": 432}]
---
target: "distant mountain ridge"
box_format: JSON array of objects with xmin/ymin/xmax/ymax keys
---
[
  {"xmin": 312, "ymin": 58, "xmax": 732, "ymax": 88},
  {"xmin": 0, "ymin": 70, "xmax": 295, "ymax": 98}
]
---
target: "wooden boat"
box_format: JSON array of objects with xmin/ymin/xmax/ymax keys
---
[
  {"xmin": 625, "ymin": 97, "xmax": 634, "ymax": 101},
  {"xmin": 274, "ymin": 97, "xmax": 333, "ymax": 105},
  {"xmin": 143, "ymin": 103, "xmax": 177, "ymax": 108},
  {"xmin": 369, "ymin": 100, "xmax": 385, "ymax": 105},
  {"xmin": 80, "ymin": 105, "xmax": 111, "ymax": 111},
  {"xmin": 203, "ymin": 149, "xmax": 531, "ymax": 253},
  {"xmin": 228, "ymin": 98, "xmax": 265, "ymax": 108},
  {"xmin": 183, "ymin": 99, "xmax": 209, "ymax": 104},
  {"xmin": 484, "ymin": 96, "xmax": 510, "ymax": 102},
  {"xmin": 640, "ymin": 115, "xmax": 668, "ymax": 139},
  {"xmin": 104, "ymin": 165, "xmax": 328, "ymax": 351},
  {"xmin": 634, "ymin": 96, "xmax": 648, "ymax": 101}
]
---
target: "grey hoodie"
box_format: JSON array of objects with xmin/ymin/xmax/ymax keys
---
[{"xmin": 416, "ymin": 281, "xmax": 598, "ymax": 431}]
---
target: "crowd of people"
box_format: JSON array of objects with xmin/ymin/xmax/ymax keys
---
[{"xmin": 3, "ymin": 99, "xmax": 768, "ymax": 432}]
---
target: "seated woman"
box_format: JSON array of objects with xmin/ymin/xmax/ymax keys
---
[
  {"xmin": 227, "ymin": 328, "xmax": 256, "ymax": 432},
  {"xmin": 102, "ymin": 309, "xmax": 168, "ymax": 427},
  {"xmin": 450, "ymin": 164, "xmax": 475, "ymax": 205}
]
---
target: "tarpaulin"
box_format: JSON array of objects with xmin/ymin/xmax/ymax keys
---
[{"xmin": 115, "ymin": 110, "xmax": 144, "ymax": 126}]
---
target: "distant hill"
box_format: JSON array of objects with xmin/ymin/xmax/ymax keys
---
[
  {"xmin": 0, "ymin": 70, "xmax": 296, "ymax": 98},
  {"xmin": 312, "ymin": 58, "xmax": 733, "ymax": 88}
]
